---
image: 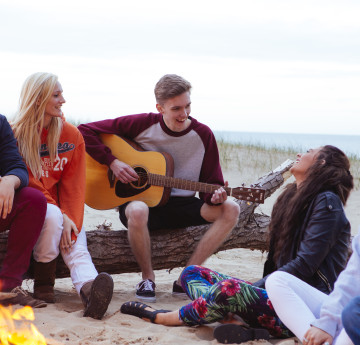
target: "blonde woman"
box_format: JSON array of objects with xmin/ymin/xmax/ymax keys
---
[{"xmin": 12, "ymin": 72, "xmax": 113, "ymax": 319}]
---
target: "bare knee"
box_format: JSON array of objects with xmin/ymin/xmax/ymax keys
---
[
  {"xmin": 202, "ymin": 200, "xmax": 240, "ymax": 225},
  {"xmin": 126, "ymin": 201, "xmax": 149, "ymax": 230},
  {"xmin": 221, "ymin": 200, "xmax": 240, "ymax": 225}
]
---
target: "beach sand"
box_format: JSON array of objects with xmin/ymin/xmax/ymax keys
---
[{"xmin": 15, "ymin": 165, "xmax": 360, "ymax": 345}]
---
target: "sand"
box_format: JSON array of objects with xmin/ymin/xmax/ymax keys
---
[{"xmin": 13, "ymin": 166, "xmax": 360, "ymax": 345}]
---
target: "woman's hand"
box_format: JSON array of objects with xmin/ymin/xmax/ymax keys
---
[
  {"xmin": 211, "ymin": 181, "xmax": 229, "ymax": 205},
  {"xmin": 60, "ymin": 213, "xmax": 79, "ymax": 253},
  {"xmin": 0, "ymin": 175, "xmax": 20, "ymax": 219},
  {"xmin": 303, "ymin": 326, "xmax": 333, "ymax": 345}
]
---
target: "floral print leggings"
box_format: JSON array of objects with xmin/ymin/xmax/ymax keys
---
[{"xmin": 178, "ymin": 265, "xmax": 292, "ymax": 338}]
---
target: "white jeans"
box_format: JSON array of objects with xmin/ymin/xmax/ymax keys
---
[
  {"xmin": 33, "ymin": 203, "xmax": 98, "ymax": 294},
  {"xmin": 266, "ymin": 271, "xmax": 353, "ymax": 345}
]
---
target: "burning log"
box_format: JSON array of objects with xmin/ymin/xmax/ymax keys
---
[{"xmin": 0, "ymin": 161, "xmax": 294, "ymax": 279}]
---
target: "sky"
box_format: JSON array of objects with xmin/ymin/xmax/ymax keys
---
[{"xmin": 0, "ymin": 0, "xmax": 359, "ymax": 135}]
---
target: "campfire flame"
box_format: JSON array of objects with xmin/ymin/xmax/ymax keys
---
[{"xmin": 0, "ymin": 304, "xmax": 46, "ymax": 345}]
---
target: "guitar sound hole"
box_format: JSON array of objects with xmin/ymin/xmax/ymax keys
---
[{"xmin": 131, "ymin": 166, "xmax": 148, "ymax": 189}]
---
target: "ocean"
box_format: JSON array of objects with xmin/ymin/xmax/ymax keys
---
[{"xmin": 214, "ymin": 131, "xmax": 360, "ymax": 159}]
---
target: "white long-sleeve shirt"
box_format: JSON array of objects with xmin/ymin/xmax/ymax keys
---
[{"xmin": 312, "ymin": 232, "xmax": 360, "ymax": 338}]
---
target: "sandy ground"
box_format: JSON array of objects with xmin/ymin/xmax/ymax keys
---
[{"xmin": 10, "ymin": 165, "xmax": 360, "ymax": 345}]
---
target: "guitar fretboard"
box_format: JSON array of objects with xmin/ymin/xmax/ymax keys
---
[
  {"xmin": 149, "ymin": 173, "xmax": 229, "ymax": 195},
  {"xmin": 145, "ymin": 172, "xmax": 265, "ymax": 203}
]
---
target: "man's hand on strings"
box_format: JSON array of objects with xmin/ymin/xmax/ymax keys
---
[{"xmin": 110, "ymin": 159, "xmax": 139, "ymax": 183}]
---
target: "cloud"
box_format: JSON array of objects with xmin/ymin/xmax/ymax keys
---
[
  {"xmin": 1, "ymin": 0, "xmax": 360, "ymax": 63},
  {"xmin": 0, "ymin": 0, "xmax": 359, "ymax": 135}
]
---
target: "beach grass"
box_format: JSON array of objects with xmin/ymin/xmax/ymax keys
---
[
  {"xmin": 69, "ymin": 115, "xmax": 360, "ymax": 190},
  {"xmin": 67, "ymin": 117, "xmax": 86, "ymax": 127},
  {"xmin": 217, "ymin": 140, "xmax": 360, "ymax": 189},
  {"xmin": 349, "ymin": 155, "xmax": 360, "ymax": 189}
]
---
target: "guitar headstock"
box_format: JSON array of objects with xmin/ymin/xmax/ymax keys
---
[{"xmin": 230, "ymin": 187, "xmax": 265, "ymax": 204}]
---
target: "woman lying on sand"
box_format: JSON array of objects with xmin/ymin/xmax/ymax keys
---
[
  {"xmin": 12, "ymin": 72, "xmax": 113, "ymax": 319},
  {"xmin": 121, "ymin": 145, "xmax": 354, "ymax": 343},
  {"xmin": 266, "ymin": 229, "xmax": 360, "ymax": 345}
]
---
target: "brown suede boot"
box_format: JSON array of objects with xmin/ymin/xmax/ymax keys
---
[
  {"xmin": 33, "ymin": 258, "xmax": 57, "ymax": 303},
  {"xmin": 1, "ymin": 287, "xmax": 47, "ymax": 308},
  {"xmin": 80, "ymin": 272, "xmax": 114, "ymax": 320}
]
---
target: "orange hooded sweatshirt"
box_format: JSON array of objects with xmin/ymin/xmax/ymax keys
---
[{"xmin": 28, "ymin": 121, "xmax": 85, "ymax": 240}]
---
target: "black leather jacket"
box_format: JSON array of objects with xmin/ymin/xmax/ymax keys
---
[{"xmin": 253, "ymin": 191, "xmax": 351, "ymax": 294}]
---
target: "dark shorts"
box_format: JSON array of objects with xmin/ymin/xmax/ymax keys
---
[{"xmin": 119, "ymin": 196, "xmax": 210, "ymax": 231}]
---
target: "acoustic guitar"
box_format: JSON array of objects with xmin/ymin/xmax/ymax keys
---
[{"xmin": 85, "ymin": 134, "xmax": 265, "ymax": 210}]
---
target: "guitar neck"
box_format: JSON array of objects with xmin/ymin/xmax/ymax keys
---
[{"xmin": 148, "ymin": 173, "xmax": 231, "ymax": 195}]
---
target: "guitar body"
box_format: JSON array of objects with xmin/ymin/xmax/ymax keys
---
[{"xmin": 85, "ymin": 134, "xmax": 173, "ymax": 210}]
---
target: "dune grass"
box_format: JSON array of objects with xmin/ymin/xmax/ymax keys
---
[
  {"xmin": 217, "ymin": 139, "xmax": 360, "ymax": 190},
  {"xmin": 69, "ymin": 116, "xmax": 359, "ymax": 190},
  {"xmin": 66, "ymin": 117, "xmax": 87, "ymax": 127},
  {"xmin": 349, "ymin": 155, "xmax": 360, "ymax": 190}
]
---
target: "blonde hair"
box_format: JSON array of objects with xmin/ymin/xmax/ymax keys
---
[{"xmin": 12, "ymin": 72, "xmax": 63, "ymax": 179}]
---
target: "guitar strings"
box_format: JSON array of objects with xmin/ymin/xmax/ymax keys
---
[
  {"xmin": 131, "ymin": 171, "xmax": 260, "ymax": 191},
  {"xmin": 121, "ymin": 172, "xmax": 263, "ymax": 202}
]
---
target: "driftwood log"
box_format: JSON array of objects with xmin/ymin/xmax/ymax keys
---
[{"xmin": 0, "ymin": 160, "xmax": 294, "ymax": 279}]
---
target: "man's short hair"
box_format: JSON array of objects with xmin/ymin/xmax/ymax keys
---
[{"xmin": 154, "ymin": 74, "xmax": 192, "ymax": 105}]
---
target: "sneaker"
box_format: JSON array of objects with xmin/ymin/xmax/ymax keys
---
[
  {"xmin": 0, "ymin": 286, "xmax": 47, "ymax": 308},
  {"xmin": 172, "ymin": 281, "xmax": 187, "ymax": 297},
  {"xmin": 135, "ymin": 279, "xmax": 156, "ymax": 302}
]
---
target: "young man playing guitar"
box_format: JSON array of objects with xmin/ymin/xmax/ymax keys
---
[{"xmin": 78, "ymin": 74, "xmax": 240, "ymax": 302}]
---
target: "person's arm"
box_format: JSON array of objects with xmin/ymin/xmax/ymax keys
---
[
  {"xmin": 0, "ymin": 115, "xmax": 29, "ymax": 218},
  {"xmin": 309, "ymin": 235, "xmax": 360, "ymax": 339},
  {"xmin": 0, "ymin": 115, "xmax": 28, "ymax": 189},
  {"xmin": 78, "ymin": 113, "xmax": 155, "ymax": 167},
  {"xmin": 277, "ymin": 193, "xmax": 347, "ymax": 280},
  {"xmin": 195, "ymin": 125, "xmax": 225, "ymax": 205},
  {"xmin": 78, "ymin": 114, "xmax": 154, "ymax": 182},
  {"xmin": 57, "ymin": 127, "xmax": 86, "ymax": 245}
]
